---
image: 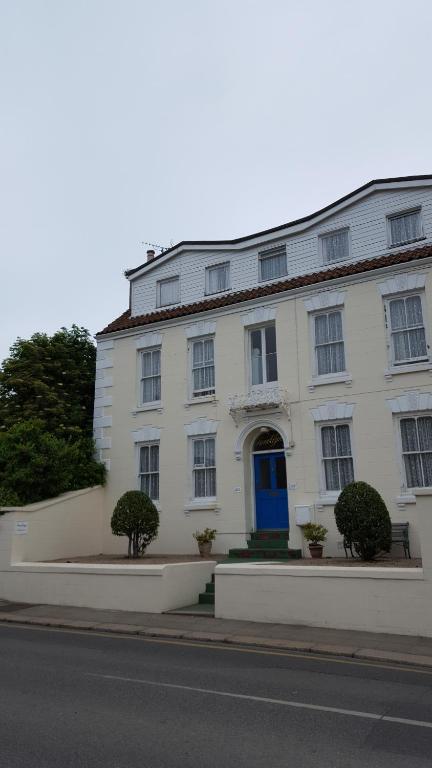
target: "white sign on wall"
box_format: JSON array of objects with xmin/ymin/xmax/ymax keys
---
[{"xmin": 15, "ymin": 521, "xmax": 28, "ymax": 535}]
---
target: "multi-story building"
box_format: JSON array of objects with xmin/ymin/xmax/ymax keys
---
[{"xmin": 95, "ymin": 175, "xmax": 432, "ymax": 557}]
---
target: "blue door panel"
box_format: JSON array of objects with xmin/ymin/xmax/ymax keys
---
[{"xmin": 254, "ymin": 452, "xmax": 289, "ymax": 530}]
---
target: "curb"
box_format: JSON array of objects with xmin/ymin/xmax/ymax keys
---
[{"xmin": 1, "ymin": 613, "xmax": 432, "ymax": 670}]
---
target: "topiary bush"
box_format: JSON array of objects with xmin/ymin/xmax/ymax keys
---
[
  {"xmin": 334, "ymin": 481, "xmax": 391, "ymax": 561},
  {"xmin": 111, "ymin": 490, "xmax": 159, "ymax": 558}
]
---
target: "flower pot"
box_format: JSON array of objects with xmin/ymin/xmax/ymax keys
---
[
  {"xmin": 308, "ymin": 543, "xmax": 323, "ymax": 559},
  {"xmin": 198, "ymin": 541, "xmax": 212, "ymax": 558}
]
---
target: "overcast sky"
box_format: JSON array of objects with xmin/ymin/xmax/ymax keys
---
[{"xmin": 1, "ymin": 0, "xmax": 432, "ymax": 362}]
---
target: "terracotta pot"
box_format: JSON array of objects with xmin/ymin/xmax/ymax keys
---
[
  {"xmin": 198, "ymin": 541, "xmax": 212, "ymax": 558},
  {"xmin": 308, "ymin": 543, "xmax": 323, "ymax": 559}
]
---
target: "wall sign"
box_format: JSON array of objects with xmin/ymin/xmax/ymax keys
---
[{"xmin": 15, "ymin": 521, "xmax": 28, "ymax": 535}]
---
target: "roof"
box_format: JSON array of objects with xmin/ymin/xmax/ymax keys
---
[
  {"xmin": 98, "ymin": 242, "xmax": 432, "ymax": 336},
  {"xmin": 125, "ymin": 175, "xmax": 432, "ymax": 278}
]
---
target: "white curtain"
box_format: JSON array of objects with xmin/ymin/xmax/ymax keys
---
[
  {"xmin": 260, "ymin": 249, "xmax": 287, "ymax": 281},
  {"xmin": 192, "ymin": 339, "xmax": 215, "ymax": 393},
  {"xmin": 208, "ymin": 264, "xmax": 229, "ymax": 293},
  {"xmin": 390, "ymin": 212, "xmax": 421, "ymax": 245},
  {"xmin": 140, "ymin": 445, "xmax": 159, "ymax": 500},
  {"xmin": 321, "ymin": 425, "xmax": 353, "ymax": 491},
  {"xmin": 401, "ymin": 418, "xmax": 432, "ymax": 488},
  {"xmin": 390, "ymin": 296, "xmax": 426, "ymax": 361},
  {"xmin": 159, "ymin": 277, "xmax": 179, "ymax": 306},
  {"xmin": 193, "ymin": 438, "xmax": 216, "ymax": 497},
  {"xmin": 322, "ymin": 231, "xmax": 349, "ymax": 263},
  {"xmin": 142, "ymin": 349, "xmax": 161, "ymax": 402},
  {"xmin": 250, "ymin": 329, "xmax": 263, "ymax": 385},
  {"xmin": 315, "ymin": 311, "xmax": 345, "ymax": 375}
]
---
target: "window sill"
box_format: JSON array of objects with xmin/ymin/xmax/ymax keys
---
[
  {"xmin": 389, "ymin": 236, "xmax": 426, "ymax": 249},
  {"xmin": 410, "ymin": 488, "xmax": 432, "ymax": 497},
  {"xmin": 308, "ymin": 373, "xmax": 352, "ymax": 390},
  {"xmin": 204, "ymin": 288, "xmax": 231, "ymax": 297},
  {"xmin": 184, "ymin": 395, "xmax": 218, "ymax": 408},
  {"xmin": 315, "ymin": 494, "xmax": 340, "ymax": 507},
  {"xmin": 132, "ymin": 403, "xmax": 163, "ymax": 414},
  {"xmin": 384, "ymin": 362, "xmax": 432, "ymax": 380},
  {"xmin": 395, "ymin": 494, "xmax": 416, "ymax": 507},
  {"xmin": 184, "ymin": 501, "xmax": 220, "ymax": 514}
]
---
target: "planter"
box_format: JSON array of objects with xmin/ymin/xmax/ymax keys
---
[
  {"xmin": 198, "ymin": 541, "xmax": 212, "ymax": 558},
  {"xmin": 308, "ymin": 543, "xmax": 323, "ymax": 559}
]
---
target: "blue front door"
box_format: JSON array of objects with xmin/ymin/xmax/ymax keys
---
[{"xmin": 254, "ymin": 452, "xmax": 289, "ymax": 530}]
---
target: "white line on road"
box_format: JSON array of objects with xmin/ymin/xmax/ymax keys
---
[{"xmin": 87, "ymin": 672, "xmax": 432, "ymax": 730}]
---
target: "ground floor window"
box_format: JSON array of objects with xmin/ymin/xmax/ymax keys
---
[
  {"xmin": 400, "ymin": 416, "xmax": 432, "ymax": 488},
  {"xmin": 192, "ymin": 437, "xmax": 216, "ymax": 498},
  {"xmin": 139, "ymin": 443, "xmax": 159, "ymax": 500},
  {"xmin": 321, "ymin": 423, "xmax": 354, "ymax": 491}
]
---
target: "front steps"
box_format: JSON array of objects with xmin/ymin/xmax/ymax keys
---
[
  {"xmin": 228, "ymin": 529, "xmax": 302, "ymax": 560},
  {"xmin": 198, "ymin": 573, "xmax": 215, "ymax": 605}
]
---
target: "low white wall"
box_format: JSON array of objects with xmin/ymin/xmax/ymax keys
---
[
  {"xmin": 0, "ymin": 561, "xmax": 215, "ymax": 613},
  {"xmin": 215, "ymin": 564, "xmax": 431, "ymax": 636}
]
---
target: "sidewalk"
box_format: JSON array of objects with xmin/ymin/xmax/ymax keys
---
[{"xmin": 1, "ymin": 599, "xmax": 432, "ymax": 668}]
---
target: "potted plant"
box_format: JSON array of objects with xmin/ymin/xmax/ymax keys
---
[
  {"xmin": 303, "ymin": 523, "xmax": 328, "ymax": 559},
  {"xmin": 193, "ymin": 528, "xmax": 217, "ymax": 557}
]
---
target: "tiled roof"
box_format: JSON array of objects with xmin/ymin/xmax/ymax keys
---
[{"xmin": 98, "ymin": 243, "xmax": 432, "ymax": 336}]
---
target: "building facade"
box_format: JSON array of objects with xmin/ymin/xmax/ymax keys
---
[{"xmin": 95, "ymin": 176, "xmax": 432, "ymax": 557}]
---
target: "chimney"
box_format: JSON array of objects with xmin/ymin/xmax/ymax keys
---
[{"xmin": 147, "ymin": 249, "xmax": 155, "ymax": 262}]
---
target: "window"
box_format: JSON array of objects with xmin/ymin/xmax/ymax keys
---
[
  {"xmin": 388, "ymin": 210, "xmax": 422, "ymax": 247},
  {"xmin": 400, "ymin": 416, "xmax": 432, "ymax": 488},
  {"xmin": 206, "ymin": 262, "xmax": 230, "ymax": 294},
  {"xmin": 321, "ymin": 424, "xmax": 354, "ymax": 491},
  {"xmin": 259, "ymin": 246, "xmax": 287, "ymax": 282},
  {"xmin": 191, "ymin": 338, "xmax": 215, "ymax": 397},
  {"xmin": 314, "ymin": 310, "xmax": 346, "ymax": 375},
  {"xmin": 157, "ymin": 276, "xmax": 180, "ymax": 307},
  {"xmin": 321, "ymin": 230, "xmax": 349, "ymax": 264},
  {"xmin": 192, "ymin": 437, "xmax": 216, "ymax": 498},
  {"xmin": 140, "ymin": 348, "xmax": 161, "ymax": 404},
  {"xmin": 386, "ymin": 294, "xmax": 428, "ymax": 364},
  {"xmin": 250, "ymin": 324, "xmax": 278, "ymax": 386},
  {"xmin": 139, "ymin": 443, "xmax": 159, "ymax": 500}
]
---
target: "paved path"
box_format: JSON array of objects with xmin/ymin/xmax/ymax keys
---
[
  {"xmin": 1, "ymin": 622, "xmax": 432, "ymax": 767},
  {"xmin": 1, "ymin": 600, "xmax": 432, "ymax": 668}
]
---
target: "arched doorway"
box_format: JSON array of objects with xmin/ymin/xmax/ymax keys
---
[{"xmin": 252, "ymin": 428, "xmax": 288, "ymax": 530}]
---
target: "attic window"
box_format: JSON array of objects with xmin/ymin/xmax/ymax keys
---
[
  {"xmin": 157, "ymin": 276, "xmax": 180, "ymax": 307},
  {"xmin": 258, "ymin": 245, "xmax": 287, "ymax": 282}
]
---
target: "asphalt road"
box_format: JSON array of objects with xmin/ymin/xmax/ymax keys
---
[{"xmin": 1, "ymin": 625, "xmax": 432, "ymax": 767}]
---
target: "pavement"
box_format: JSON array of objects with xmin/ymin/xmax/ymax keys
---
[
  {"xmin": 2, "ymin": 599, "xmax": 432, "ymax": 668},
  {"xmin": 2, "ymin": 622, "xmax": 432, "ymax": 767}
]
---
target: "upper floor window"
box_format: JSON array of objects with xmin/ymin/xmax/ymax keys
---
[
  {"xmin": 139, "ymin": 443, "xmax": 159, "ymax": 500},
  {"xmin": 206, "ymin": 262, "xmax": 230, "ymax": 295},
  {"xmin": 140, "ymin": 348, "xmax": 161, "ymax": 404},
  {"xmin": 157, "ymin": 276, "xmax": 180, "ymax": 307},
  {"xmin": 320, "ymin": 229, "xmax": 350, "ymax": 264},
  {"xmin": 192, "ymin": 437, "xmax": 216, "ymax": 498},
  {"xmin": 388, "ymin": 209, "xmax": 423, "ymax": 247},
  {"xmin": 314, "ymin": 310, "xmax": 346, "ymax": 376},
  {"xmin": 250, "ymin": 324, "xmax": 278, "ymax": 386},
  {"xmin": 385, "ymin": 293, "xmax": 428, "ymax": 365},
  {"xmin": 191, "ymin": 337, "xmax": 215, "ymax": 397},
  {"xmin": 259, "ymin": 245, "xmax": 287, "ymax": 282},
  {"xmin": 400, "ymin": 416, "xmax": 432, "ymax": 488},
  {"xmin": 321, "ymin": 423, "xmax": 354, "ymax": 491}
]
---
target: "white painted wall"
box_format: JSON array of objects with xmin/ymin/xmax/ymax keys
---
[{"xmin": 131, "ymin": 185, "xmax": 432, "ymax": 317}]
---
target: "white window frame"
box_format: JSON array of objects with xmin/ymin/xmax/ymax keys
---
[
  {"xmin": 137, "ymin": 441, "xmax": 160, "ymax": 501},
  {"xmin": 318, "ymin": 421, "xmax": 355, "ymax": 495},
  {"xmin": 395, "ymin": 413, "xmax": 432, "ymax": 491},
  {"xmin": 258, "ymin": 245, "xmax": 287, "ymax": 283},
  {"xmin": 387, "ymin": 207, "xmax": 424, "ymax": 248},
  {"xmin": 205, "ymin": 262, "xmax": 230, "ymax": 295},
  {"xmin": 156, "ymin": 276, "xmax": 180, "ymax": 307},
  {"xmin": 188, "ymin": 336, "xmax": 216, "ymax": 399},
  {"xmin": 139, "ymin": 347, "xmax": 161, "ymax": 407},
  {"xmin": 248, "ymin": 322, "xmax": 278, "ymax": 390},
  {"xmin": 190, "ymin": 436, "xmax": 217, "ymax": 501},
  {"xmin": 319, "ymin": 228, "xmax": 350, "ymax": 265},
  {"xmin": 310, "ymin": 308, "xmax": 348, "ymax": 382},
  {"xmin": 383, "ymin": 291, "xmax": 430, "ymax": 369}
]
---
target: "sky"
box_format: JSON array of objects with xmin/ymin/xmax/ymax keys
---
[{"xmin": 1, "ymin": 0, "xmax": 432, "ymax": 362}]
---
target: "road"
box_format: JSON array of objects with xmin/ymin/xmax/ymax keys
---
[{"xmin": 1, "ymin": 624, "xmax": 432, "ymax": 767}]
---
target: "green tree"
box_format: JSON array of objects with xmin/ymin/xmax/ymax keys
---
[
  {"xmin": 111, "ymin": 491, "xmax": 159, "ymax": 558},
  {"xmin": 0, "ymin": 325, "xmax": 96, "ymax": 439},
  {"xmin": 334, "ymin": 481, "xmax": 392, "ymax": 561}
]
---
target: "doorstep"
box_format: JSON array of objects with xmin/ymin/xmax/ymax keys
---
[{"xmin": 165, "ymin": 603, "xmax": 215, "ymax": 617}]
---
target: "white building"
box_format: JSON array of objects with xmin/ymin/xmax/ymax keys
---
[{"xmin": 95, "ymin": 175, "xmax": 432, "ymax": 558}]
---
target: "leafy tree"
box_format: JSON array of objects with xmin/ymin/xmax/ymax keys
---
[
  {"xmin": 0, "ymin": 325, "xmax": 96, "ymax": 439},
  {"xmin": 0, "ymin": 487, "xmax": 21, "ymax": 508},
  {"xmin": 334, "ymin": 481, "xmax": 392, "ymax": 561},
  {"xmin": 111, "ymin": 491, "xmax": 159, "ymax": 558}
]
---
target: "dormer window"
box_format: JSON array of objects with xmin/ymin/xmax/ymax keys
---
[
  {"xmin": 388, "ymin": 209, "xmax": 423, "ymax": 247},
  {"xmin": 320, "ymin": 229, "xmax": 350, "ymax": 264},
  {"xmin": 258, "ymin": 245, "xmax": 287, "ymax": 282},
  {"xmin": 157, "ymin": 276, "xmax": 180, "ymax": 307},
  {"xmin": 205, "ymin": 262, "xmax": 230, "ymax": 295}
]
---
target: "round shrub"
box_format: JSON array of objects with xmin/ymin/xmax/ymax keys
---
[
  {"xmin": 111, "ymin": 490, "xmax": 159, "ymax": 558},
  {"xmin": 334, "ymin": 481, "xmax": 391, "ymax": 561}
]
